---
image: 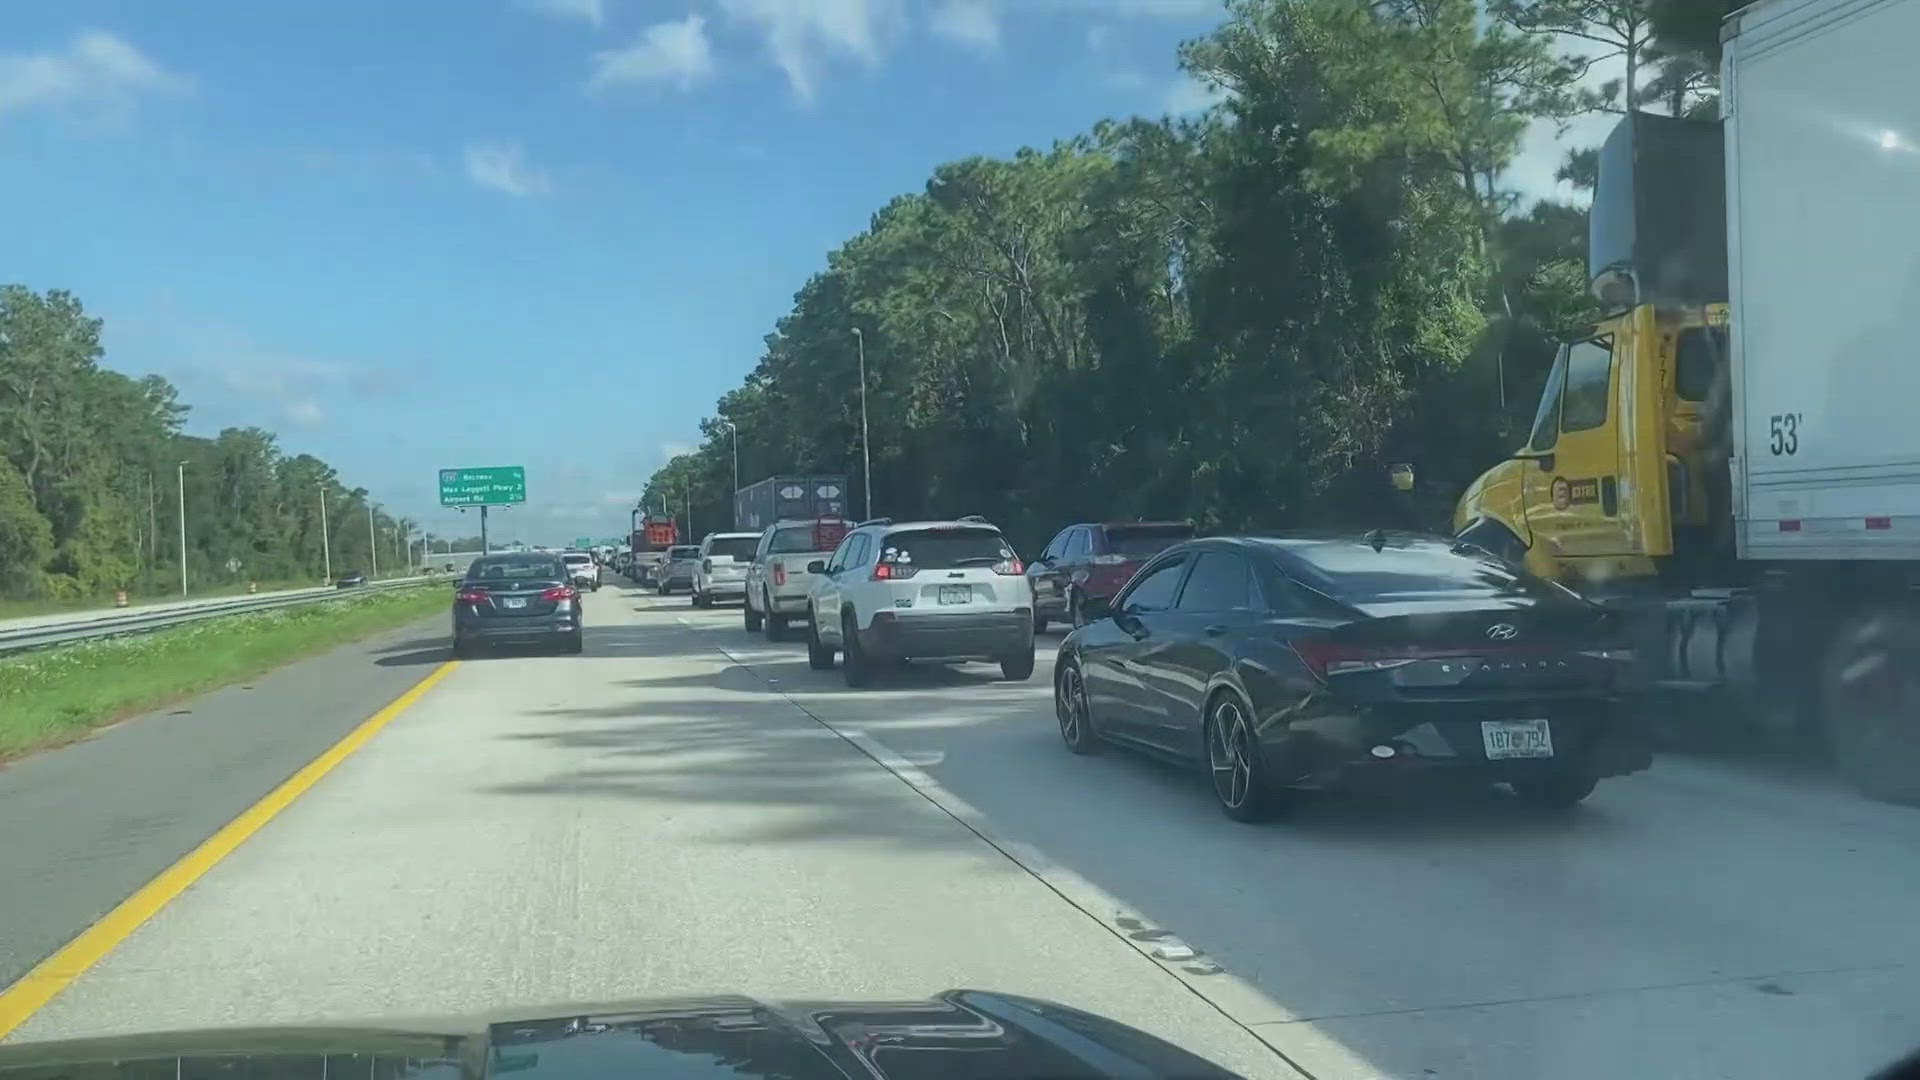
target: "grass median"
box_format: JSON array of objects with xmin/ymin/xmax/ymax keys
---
[{"xmin": 0, "ymin": 584, "xmax": 449, "ymax": 759}]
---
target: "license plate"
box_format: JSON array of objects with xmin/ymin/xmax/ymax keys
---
[
  {"xmin": 1481, "ymin": 719, "xmax": 1552, "ymax": 759},
  {"xmin": 938, "ymin": 584, "xmax": 971, "ymax": 605},
  {"xmin": 500, "ymin": 597, "xmax": 527, "ymax": 609}
]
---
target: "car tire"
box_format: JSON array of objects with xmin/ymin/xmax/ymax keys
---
[
  {"xmin": 1207, "ymin": 690, "xmax": 1281, "ymax": 823},
  {"xmin": 1054, "ymin": 658, "xmax": 1101, "ymax": 754},
  {"xmin": 744, "ymin": 600, "xmax": 764, "ymax": 632},
  {"xmin": 564, "ymin": 630, "xmax": 585, "ymax": 655},
  {"xmin": 1033, "ymin": 609, "xmax": 1048, "ymax": 634},
  {"xmin": 452, "ymin": 634, "xmax": 471, "ymax": 660},
  {"xmin": 656, "ymin": 583, "xmax": 667, "ymax": 596},
  {"xmin": 806, "ymin": 612, "xmax": 835, "ymax": 670},
  {"xmin": 999, "ymin": 646, "xmax": 1035, "ymax": 681},
  {"xmin": 1508, "ymin": 768, "xmax": 1597, "ymax": 809},
  {"xmin": 766, "ymin": 605, "xmax": 787, "ymax": 641},
  {"xmin": 693, "ymin": 589, "xmax": 707, "ymax": 608},
  {"xmin": 841, "ymin": 613, "xmax": 874, "ymax": 688},
  {"xmin": 1823, "ymin": 604, "xmax": 1920, "ymax": 805}
]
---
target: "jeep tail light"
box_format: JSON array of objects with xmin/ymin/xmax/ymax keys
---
[
  {"xmin": 872, "ymin": 562, "xmax": 919, "ymax": 581},
  {"xmin": 992, "ymin": 557, "xmax": 1024, "ymax": 576}
]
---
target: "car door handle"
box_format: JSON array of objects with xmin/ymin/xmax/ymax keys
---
[{"xmin": 1203, "ymin": 624, "xmax": 1228, "ymax": 636}]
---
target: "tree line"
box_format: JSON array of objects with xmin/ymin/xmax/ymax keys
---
[
  {"xmin": 0, "ymin": 286, "xmax": 412, "ymax": 600},
  {"xmin": 640, "ymin": 0, "xmax": 1727, "ymax": 556}
]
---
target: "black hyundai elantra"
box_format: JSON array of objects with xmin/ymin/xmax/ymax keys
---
[{"xmin": 1053, "ymin": 533, "xmax": 1650, "ymax": 821}]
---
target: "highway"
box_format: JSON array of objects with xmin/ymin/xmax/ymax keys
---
[{"xmin": 4, "ymin": 579, "xmax": 1919, "ymax": 1078}]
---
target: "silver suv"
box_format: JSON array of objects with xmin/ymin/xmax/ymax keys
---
[
  {"xmin": 691, "ymin": 532, "xmax": 759, "ymax": 607},
  {"xmin": 744, "ymin": 518, "xmax": 849, "ymax": 639},
  {"xmin": 804, "ymin": 517, "xmax": 1035, "ymax": 687}
]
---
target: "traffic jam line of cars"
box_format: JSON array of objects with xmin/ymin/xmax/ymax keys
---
[{"xmin": 608, "ymin": 513, "xmax": 1651, "ymax": 822}]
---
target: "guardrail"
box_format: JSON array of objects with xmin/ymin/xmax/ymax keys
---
[{"xmin": 0, "ymin": 577, "xmax": 441, "ymax": 657}]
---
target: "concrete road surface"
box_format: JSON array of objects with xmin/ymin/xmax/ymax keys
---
[{"xmin": 10, "ymin": 582, "xmax": 1920, "ymax": 1079}]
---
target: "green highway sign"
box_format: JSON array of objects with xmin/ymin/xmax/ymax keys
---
[
  {"xmin": 439, "ymin": 465, "xmax": 526, "ymax": 507},
  {"xmin": 574, "ymin": 536, "xmax": 591, "ymax": 547}
]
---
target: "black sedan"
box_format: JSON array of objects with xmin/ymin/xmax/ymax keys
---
[
  {"xmin": 1053, "ymin": 534, "xmax": 1649, "ymax": 820},
  {"xmin": 452, "ymin": 553, "xmax": 584, "ymax": 657},
  {"xmin": 334, "ymin": 571, "xmax": 367, "ymax": 588}
]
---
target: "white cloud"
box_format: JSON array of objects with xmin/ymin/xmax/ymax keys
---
[
  {"xmin": 0, "ymin": 30, "xmax": 186, "ymax": 121},
  {"xmin": 463, "ymin": 144, "xmax": 551, "ymax": 197},
  {"xmin": 287, "ymin": 400, "xmax": 325, "ymax": 426},
  {"xmin": 1085, "ymin": 25, "xmax": 1116, "ymax": 53},
  {"xmin": 588, "ymin": 14, "xmax": 716, "ymax": 94},
  {"xmin": 1160, "ymin": 72, "xmax": 1226, "ymax": 115},
  {"xmin": 718, "ymin": 0, "xmax": 904, "ymax": 103},
  {"xmin": 515, "ymin": 0, "xmax": 606, "ymax": 27},
  {"xmin": 931, "ymin": 0, "xmax": 1000, "ymax": 54}
]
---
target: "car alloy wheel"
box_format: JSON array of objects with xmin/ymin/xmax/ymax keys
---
[
  {"xmin": 806, "ymin": 609, "xmax": 835, "ymax": 670},
  {"xmin": 1055, "ymin": 660, "xmax": 1099, "ymax": 754},
  {"xmin": 1207, "ymin": 693, "xmax": 1274, "ymax": 822}
]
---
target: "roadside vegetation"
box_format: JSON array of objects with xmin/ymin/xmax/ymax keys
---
[
  {"xmin": 0, "ymin": 584, "xmax": 446, "ymax": 759},
  {"xmin": 640, "ymin": 0, "xmax": 1732, "ymax": 550}
]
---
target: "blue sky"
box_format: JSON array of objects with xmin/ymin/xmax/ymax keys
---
[{"xmin": 4, "ymin": 0, "xmax": 1589, "ymax": 546}]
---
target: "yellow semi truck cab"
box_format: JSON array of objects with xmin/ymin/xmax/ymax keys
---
[{"xmin": 1454, "ymin": 303, "xmax": 1729, "ymax": 595}]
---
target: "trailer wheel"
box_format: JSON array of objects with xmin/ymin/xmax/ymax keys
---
[{"xmin": 1823, "ymin": 603, "xmax": 1920, "ymax": 805}]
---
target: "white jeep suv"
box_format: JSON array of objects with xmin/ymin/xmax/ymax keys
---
[
  {"xmin": 691, "ymin": 532, "xmax": 759, "ymax": 607},
  {"xmin": 804, "ymin": 517, "xmax": 1035, "ymax": 687}
]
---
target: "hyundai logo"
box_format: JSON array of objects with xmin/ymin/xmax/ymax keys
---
[{"xmin": 1485, "ymin": 623, "xmax": 1519, "ymax": 640}]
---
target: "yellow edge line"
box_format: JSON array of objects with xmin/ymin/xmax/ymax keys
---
[{"xmin": 0, "ymin": 660, "xmax": 462, "ymax": 1039}]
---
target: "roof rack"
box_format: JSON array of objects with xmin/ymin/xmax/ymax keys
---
[{"xmin": 857, "ymin": 517, "xmax": 892, "ymax": 528}]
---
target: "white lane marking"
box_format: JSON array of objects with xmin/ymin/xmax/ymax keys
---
[{"xmin": 675, "ymin": 616, "xmax": 1322, "ymax": 1078}]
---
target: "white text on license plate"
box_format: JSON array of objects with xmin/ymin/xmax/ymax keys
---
[
  {"xmin": 500, "ymin": 597, "xmax": 527, "ymax": 609},
  {"xmin": 938, "ymin": 585, "xmax": 971, "ymax": 605},
  {"xmin": 1481, "ymin": 719, "xmax": 1552, "ymax": 759}
]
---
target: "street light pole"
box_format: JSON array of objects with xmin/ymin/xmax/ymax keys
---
[
  {"xmin": 318, "ymin": 486, "xmax": 332, "ymax": 582},
  {"xmin": 176, "ymin": 461, "xmax": 188, "ymax": 597},
  {"xmin": 719, "ymin": 419, "xmax": 739, "ymax": 520},
  {"xmin": 852, "ymin": 327, "xmax": 872, "ymax": 519},
  {"xmin": 368, "ymin": 504, "xmax": 379, "ymax": 579}
]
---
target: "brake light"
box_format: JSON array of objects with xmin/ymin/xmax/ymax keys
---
[
  {"xmin": 993, "ymin": 557, "xmax": 1023, "ymax": 576},
  {"xmin": 456, "ymin": 590, "xmax": 489, "ymax": 605},
  {"xmin": 872, "ymin": 562, "xmax": 919, "ymax": 581},
  {"xmin": 1291, "ymin": 639, "xmax": 1423, "ymax": 680},
  {"xmin": 540, "ymin": 585, "xmax": 578, "ymax": 602},
  {"xmin": 772, "ymin": 562, "xmax": 787, "ymax": 586}
]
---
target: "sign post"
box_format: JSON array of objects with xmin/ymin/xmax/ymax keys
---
[{"xmin": 439, "ymin": 466, "xmax": 527, "ymax": 555}]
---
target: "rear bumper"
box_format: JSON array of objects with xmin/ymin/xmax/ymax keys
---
[
  {"xmin": 454, "ymin": 614, "xmax": 579, "ymax": 642},
  {"xmin": 1262, "ymin": 701, "xmax": 1651, "ymax": 788},
  {"xmin": 766, "ymin": 587, "xmax": 812, "ymax": 614},
  {"xmin": 702, "ymin": 578, "xmax": 747, "ymax": 597},
  {"xmin": 857, "ymin": 609, "xmax": 1032, "ymax": 661}
]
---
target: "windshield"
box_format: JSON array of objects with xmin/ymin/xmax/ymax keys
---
[
  {"xmin": 467, "ymin": 557, "xmax": 564, "ymax": 581},
  {"xmin": 705, "ymin": 537, "xmax": 758, "ymax": 561},
  {"xmin": 879, "ymin": 528, "xmax": 1013, "ymax": 569},
  {"xmin": 1104, "ymin": 524, "xmax": 1194, "ymax": 557},
  {"xmin": 15, "ymin": 7, "xmax": 1897, "ymax": 1080},
  {"xmin": 767, "ymin": 526, "xmax": 819, "ymax": 555}
]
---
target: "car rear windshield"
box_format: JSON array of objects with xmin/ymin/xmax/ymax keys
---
[
  {"xmin": 878, "ymin": 527, "xmax": 1012, "ymax": 569},
  {"xmin": 706, "ymin": 536, "xmax": 759, "ymax": 560},
  {"xmin": 767, "ymin": 526, "xmax": 819, "ymax": 554},
  {"xmin": 561, "ymin": 554, "xmax": 591, "ymax": 565},
  {"xmin": 1103, "ymin": 523, "xmax": 1194, "ymax": 557},
  {"xmin": 468, "ymin": 557, "xmax": 564, "ymax": 581},
  {"xmin": 1285, "ymin": 539, "xmax": 1570, "ymax": 605},
  {"xmin": 668, "ymin": 546, "xmax": 700, "ymax": 559}
]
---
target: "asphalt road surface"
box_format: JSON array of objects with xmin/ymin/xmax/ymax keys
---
[{"xmin": 7, "ymin": 580, "xmax": 1920, "ymax": 1079}]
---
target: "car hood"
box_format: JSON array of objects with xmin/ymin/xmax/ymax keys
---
[{"xmin": 0, "ymin": 990, "xmax": 1242, "ymax": 1080}]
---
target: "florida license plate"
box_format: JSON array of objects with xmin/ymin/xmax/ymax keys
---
[
  {"xmin": 500, "ymin": 597, "xmax": 527, "ymax": 609},
  {"xmin": 938, "ymin": 585, "xmax": 970, "ymax": 605},
  {"xmin": 1481, "ymin": 719, "xmax": 1552, "ymax": 759}
]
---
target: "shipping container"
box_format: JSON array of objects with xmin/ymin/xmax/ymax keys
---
[{"xmin": 734, "ymin": 475, "xmax": 850, "ymax": 533}]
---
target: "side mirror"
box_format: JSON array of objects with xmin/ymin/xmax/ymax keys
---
[
  {"xmin": 1512, "ymin": 449, "xmax": 1555, "ymax": 472},
  {"xmin": 807, "ymin": 560, "xmax": 827, "ymax": 574},
  {"xmin": 1080, "ymin": 594, "xmax": 1112, "ymax": 621}
]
